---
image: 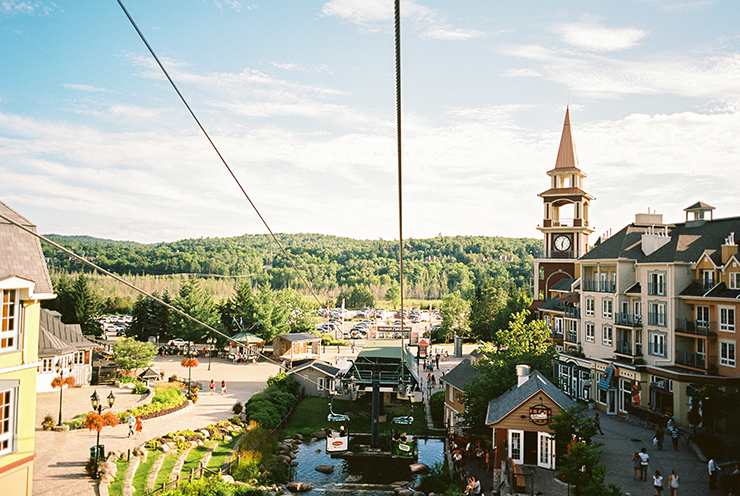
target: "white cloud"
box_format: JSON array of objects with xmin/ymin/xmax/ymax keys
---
[
  {"xmin": 555, "ymin": 22, "xmax": 646, "ymax": 52},
  {"xmin": 63, "ymin": 83, "xmax": 106, "ymax": 92},
  {"xmin": 322, "ymin": 0, "xmax": 433, "ymax": 23},
  {"xmin": 0, "ymin": 1, "xmax": 58, "ymax": 16},
  {"xmin": 423, "ymin": 26, "xmax": 486, "ymax": 41},
  {"xmin": 269, "ymin": 62, "xmax": 328, "ymax": 73},
  {"xmin": 500, "ymin": 68, "xmax": 542, "ymax": 78}
]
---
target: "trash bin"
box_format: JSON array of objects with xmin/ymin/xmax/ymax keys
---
[{"xmin": 90, "ymin": 444, "xmax": 105, "ymax": 460}]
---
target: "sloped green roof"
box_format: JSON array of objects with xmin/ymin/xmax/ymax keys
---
[{"xmin": 229, "ymin": 331, "xmax": 265, "ymax": 344}]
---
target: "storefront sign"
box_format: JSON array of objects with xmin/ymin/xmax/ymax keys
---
[
  {"xmin": 598, "ymin": 363, "xmax": 619, "ymax": 391},
  {"xmin": 651, "ymin": 378, "xmax": 670, "ymax": 391},
  {"xmin": 529, "ymin": 406, "xmax": 551, "ymax": 425}
]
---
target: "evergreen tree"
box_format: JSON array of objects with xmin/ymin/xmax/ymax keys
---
[
  {"xmin": 170, "ymin": 278, "xmax": 218, "ymax": 343},
  {"xmin": 439, "ymin": 291, "xmax": 470, "ymax": 342}
]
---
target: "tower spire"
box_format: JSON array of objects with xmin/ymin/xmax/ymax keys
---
[{"xmin": 553, "ymin": 106, "xmax": 579, "ymax": 171}]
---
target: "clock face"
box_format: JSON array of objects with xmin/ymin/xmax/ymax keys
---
[{"xmin": 554, "ymin": 235, "xmax": 571, "ymax": 252}]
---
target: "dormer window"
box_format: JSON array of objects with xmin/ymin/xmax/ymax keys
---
[
  {"xmin": 0, "ymin": 290, "xmax": 19, "ymax": 352},
  {"xmin": 702, "ymin": 270, "xmax": 715, "ymax": 290}
]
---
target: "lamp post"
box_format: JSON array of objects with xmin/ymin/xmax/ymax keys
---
[
  {"xmin": 187, "ymin": 342, "xmax": 193, "ymax": 398},
  {"xmin": 55, "ymin": 361, "xmax": 74, "ymax": 426},
  {"xmin": 90, "ymin": 390, "xmax": 115, "ymax": 478},
  {"xmin": 207, "ymin": 336, "xmax": 215, "ymax": 371}
]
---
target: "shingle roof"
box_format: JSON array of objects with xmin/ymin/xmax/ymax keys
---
[
  {"xmin": 440, "ymin": 357, "xmax": 480, "ymax": 392},
  {"xmin": 485, "ymin": 370, "xmax": 576, "ymax": 426},
  {"xmin": 580, "ymin": 215, "xmax": 740, "ymax": 266},
  {"xmin": 38, "ymin": 309, "xmax": 97, "ymax": 357},
  {"xmin": 277, "ymin": 332, "xmax": 320, "ymax": 342},
  {"xmin": 0, "ymin": 200, "xmax": 53, "ymax": 295},
  {"xmin": 289, "ymin": 359, "xmax": 340, "ymax": 377},
  {"xmin": 550, "ymin": 278, "xmax": 575, "ymax": 292}
]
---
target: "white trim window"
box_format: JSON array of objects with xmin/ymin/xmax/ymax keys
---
[
  {"xmin": 0, "ymin": 382, "xmax": 18, "ymax": 456},
  {"xmin": 0, "ymin": 290, "xmax": 19, "ymax": 352},
  {"xmin": 602, "ymin": 298, "xmax": 613, "ymax": 319},
  {"xmin": 649, "ymin": 331, "xmax": 666, "ymax": 357},
  {"xmin": 585, "ymin": 322, "xmax": 595, "ymax": 343},
  {"xmin": 720, "ymin": 340, "xmax": 736, "ymax": 367},
  {"xmin": 602, "ymin": 325, "xmax": 613, "ymax": 346},
  {"xmin": 509, "ymin": 429, "xmax": 524, "ymax": 465},
  {"xmin": 41, "ymin": 358, "xmax": 54, "ymax": 373},
  {"xmin": 730, "ymin": 272, "xmax": 740, "ymax": 290},
  {"xmin": 553, "ymin": 317, "xmax": 563, "ymax": 335},
  {"xmin": 696, "ymin": 306, "xmax": 710, "ymax": 326},
  {"xmin": 317, "ymin": 377, "xmax": 325, "ymax": 390},
  {"xmin": 720, "ymin": 306, "xmax": 736, "ymax": 333},
  {"xmin": 585, "ymin": 297, "xmax": 595, "ymax": 317}
]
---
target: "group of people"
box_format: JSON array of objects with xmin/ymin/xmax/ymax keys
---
[
  {"xmin": 653, "ymin": 418, "xmax": 681, "ymax": 451},
  {"xmin": 631, "ymin": 447, "xmax": 680, "ymax": 495},
  {"xmin": 209, "ymin": 379, "xmax": 227, "ymax": 395},
  {"xmin": 126, "ymin": 413, "xmax": 142, "ymax": 438}
]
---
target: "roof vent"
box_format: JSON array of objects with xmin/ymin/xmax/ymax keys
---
[
  {"xmin": 516, "ymin": 364, "xmax": 531, "ymax": 387},
  {"xmin": 641, "ymin": 225, "xmax": 671, "ymax": 256}
]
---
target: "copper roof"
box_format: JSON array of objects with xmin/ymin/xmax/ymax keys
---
[
  {"xmin": 550, "ymin": 107, "xmax": 581, "ymax": 172},
  {"xmin": 538, "ymin": 187, "xmax": 594, "ymax": 199}
]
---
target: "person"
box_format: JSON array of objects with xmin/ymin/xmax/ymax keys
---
[
  {"xmin": 485, "ymin": 450, "xmax": 491, "ymax": 471},
  {"xmin": 210, "ymin": 379, "xmax": 215, "ymax": 395},
  {"xmin": 453, "ymin": 450, "xmax": 463, "ymax": 470},
  {"xmin": 127, "ymin": 413, "xmax": 135, "ymax": 437},
  {"xmin": 595, "ymin": 413, "xmax": 604, "ymax": 435},
  {"xmin": 670, "ymin": 425, "xmax": 680, "ymax": 450},
  {"xmin": 631, "ymin": 451, "xmax": 642, "ymax": 481},
  {"xmin": 654, "ymin": 470, "xmax": 664, "ymax": 495},
  {"xmin": 134, "ymin": 416, "xmax": 142, "ymax": 439},
  {"xmin": 668, "ymin": 469, "xmax": 679, "ymax": 496},
  {"xmin": 709, "ymin": 457, "xmax": 721, "ymax": 490},
  {"xmin": 221, "ymin": 380, "xmax": 226, "ymax": 396},
  {"xmin": 639, "ymin": 447, "xmax": 650, "ymax": 481},
  {"xmin": 655, "ymin": 426, "xmax": 665, "ymax": 450},
  {"xmin": 729, "ymin": 463, "xmax": 740, "ymax": 496}
]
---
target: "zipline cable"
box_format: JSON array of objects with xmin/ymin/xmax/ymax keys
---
[
  {"xmin": 115, "ymin": 0, "xmax": 323, "ymax": 308},
  {"xmin": 394, "ymin": 0, "xmax": 406, "ymax": 384}
]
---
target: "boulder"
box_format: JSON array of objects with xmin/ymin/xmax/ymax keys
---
[
  {"xmin": 278, "ymin": 443, "xmax": 292, "ymax": 452},
  {"xmin": 409, "ymin": 463, "xmax": 429, "ymax": 474},
  {"xmin": 224, "ymin": 435, "xmax": 232, "ymax": 443},
  {"xmin": 345, "ymin": 475, "xmax": 362, "ymax": 482},
  {"xmin": 392, "ymin": 481, "xmax": 410, "ymax": 487},
  {"xmin": 413, "ymin": 492, "xmax": 425, "ymax": 496},
  {"xmin": 221, "ymin": 474, "xmax": 235, "ymax": 484},
  {"xmin": 312, "ymin": 431, "xmax": 327, "ymax": 439},
  {"xmin": 288, "ymin": 453, "xmax": 296, "ymax": 460},
  {"xmin": 285, "ymin": 482, "xmax": 314, "ymax": 493},
  {"xmin": 394, "ymin": 489, "xmax": 414, "ymax": 496},
  {"xmin": 160, "ymin": 444, "xmax": 171, "ymax": 455},
  {"xmin": 99, "ymin": 473, "xmax": 115, "ymax": 484},
  {"xmin": 315, "ymin": 465, "xmax": 335, "ymax": 474},
  {"xmin": 165, "ymin": 442, "xmax": 177, "ymax": 451},
  {"xmin": 279, "ymin": 455, "xmax": 292, "ymax": 464},
  {"xmin": 290, "ymin": 461, "xmax": 299, "ymax": 467},
  {"xmin": 294, "ymin": 433, "xmax": 304, "ymax": 441}
]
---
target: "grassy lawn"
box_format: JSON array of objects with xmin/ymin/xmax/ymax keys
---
[
  {"xmin": 180, "ymin": 441, "xmax": 216, "ymax": 477},
  {"xmin": 153, "ymin": 450, "xmax": 181, "ymax": 489},
  {"xmin": 107, "ymin": 459, "xmax": 129, "ymax": 496},
  {"xmin": 206, "ymin": 433, "xmax": 242, "ymax": 471},
  {"xmin": 282, "ymin": 397, "xmax": 433, "ymax": 438},
  {"xmin": 131, "ymin": 451, "xmax": 158, "ymax": 494}
]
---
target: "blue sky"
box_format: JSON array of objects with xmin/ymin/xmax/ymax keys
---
[{"xmin": 1, "ymin": 0, "xmax": 740, "ymax": 244}]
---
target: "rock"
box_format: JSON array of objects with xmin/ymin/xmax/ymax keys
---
[
  {"xmin": 312, "ymin": 431, "xmax": 327, "ymax": 439},
  {"xmin": 409, "ymin": 463, "xmax": 429, "ymax": 474},
  {"xmin": 315, "ymin": 465, "xmax": 334, "ymax": 474},
  {"xmin": 200, "ymin": 429, "xmax": 210, "ymax": 437},
  {"xmin": 165, "ymin": 442, "xmax": 177, "ymax": 451},
  {"xmin": 197, "ymin": 440, "xmax": 204, "ymax": 447},
  {"xmin": 160, "ymin": 444, "xmax": 171, "ymax": 454},
  {"xmin": 224, "ymin": 435, "xmax": 232, "ymax": 443},
  {"xmin": 294, "ymin": 433, "xmax": 304, "ymax": 440},
  {"xmin": 290, "ymin": 461, "xmax": 299, "ymax": 467},
  {"xmin": 392, "ymin": 481, "xmax": 410, "ymax": 487},
  {"xmin": 345, "ymin": 475, "xmax": 362, "ymax": 482},
  {"xmin": 288, "ymin": 453, "xmax": 296, "ymax": 460},
  {"xmin": 428, "ymin": 493, "xmax": 436, "ymax": 496},
  {"xmin": 394, "ymin": 489, "xmax": 414, "ymax": 496},
  {"xmin": 413, "ymin": 492, "xmax": 425, "ymax": 496},
  {"xmin": 106, "ymin": 451, "xmax": 119, "ymax": 462},
  {"xmin": 278, "ymin": 443, "xmax": 292, "ymax": 451},
  {"xmin": 99, "ymin": 473, "xmax": 115, "ymax": 484},
  {"xmin": 221, "ymin": 475, "xmax": 235, "ymax": 484},
  {"xmin": 286, "ymin": 482, "xmax": 314, "ymax": 493},
  {"xmin": 279, "ymin": 455, "xmax": 292, "ymax": 464}
]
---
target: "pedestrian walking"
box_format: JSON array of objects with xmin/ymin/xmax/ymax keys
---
[
  {"xmin": 639, "ymin": 447, "xmax": 650, "ymax": 481},
  {"xmin": 595, "ymin": 413, "xmax": 604, "ymax": 435},
  {"xmin": 654, "ymin": 470, "xmax": 664, "ymax": 495},
  {"xmin": 655, "ymin": 426, "xmax": 665, "ymax": 450},
  {"xmin": 670, "ymin": 425, "xmax": 680, "ymax": 450},
  {"xmin": 210, "ymin": 379, "xmax": 215, "ymax": 395},
  {"xmin": 709, "ymin": 457, "xmax": 721, "ymax": 490},
  {"xmin": 631, "ymin": 451, "xmax": 642, "ymax": 481},
  {"xmin": 134, "ymin": 416, "xmax": 142, "ymax": 439},
  {"xmin": 221, "ymin": 379, "xmax": 226, "ymax": 396},
  {"xmin": 126, "ymin": 413, "xmax": 135, "ymax": 437},
  {"xmin": 668, "ymin": 469, "xmax": 679, "ymax": 496}
]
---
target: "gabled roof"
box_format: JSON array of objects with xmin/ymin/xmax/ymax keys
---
[
  {"xmin": 276, "ymin": 332, "xmax": 320, "ymax": 342},
  {"xmin": 289, "ymin": 359, "xmax": 340, "ymax": 377},
  {"xmin": 0, "ymin": 200, "xmax": 53, "ymax": 295},
  {"xmin": 138, "ymin": 367, "xmax": 161, "ymax": 380},
  {"xmin": 229, "ymin": 331, "xmax": 265, "ymax": 344},
  {"xmin": 485, "ymin": 370, "xmax": 576, "ymax": 426},
  {"xmin": 38, "ymin": 327, "xmax": 77, "ymax": 357},
  {"xmin": 38, "ymin": 309, "xmax": 96, "ymax": 358},
  {"xmin": 685, "ymin": 201, "xmax": 715, "ymax": 211},
  {"xmin": 440, "ymin": 357, "xmax": 480, "ymax": 392}
]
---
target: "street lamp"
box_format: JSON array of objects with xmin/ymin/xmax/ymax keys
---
[
  {"xmin": 207, "ymin": 336, "xmax": 216, "ymax": 371},
  {"xmin": 55, "ymin": 360, "xmax": 74, "ymax": 426},
  {"xmin": 90, "ymin": 390, "xmax": 116, "ymax": 478}
]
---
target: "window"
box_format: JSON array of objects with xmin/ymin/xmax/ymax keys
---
[
  {"xmin": 0, "ymin": 382, "xmax": 18, "ymax": 456},
  {"xmin": 620, "ymin": 379, "xmax": 631, "ymax": 413},
  {"xmin": 509, "ymin": 430, "xmax": 523, "ymax": 464},
  {"xmin": 553, "ymin": 317, "xmax": 563, "ymax": 335},
  {"xmin": 74, "ymin": 351, "xmax": 85, "ymax": 365},
  {"xmin": 635, "ymin": 331, "xmax": 643, "ymax": 355},
  {"xmin": 702, "ymin": 270, "xmax": 715, "ymax": 289},
  {"xmin": 602, "ymin": 325, "xmax": 613, "ymax": 346},
  {"xmin": 720, "ymin": 340, "xmax": 736, "ymax": 367},
  {"xmin": 649, "ymin": 332, "xmax": 666, "ymax": 357},
  {"xmin": 585, "ymin": 297, "xmax": 595, "ymax": 317},
  {"xmin": 317, "ymin": 378, "xmax": 325, "ymax": 390},
  {"xmin": 41, "ymin": 358, "xmax": 53, "ymax": 373},
  {"xmin": 730, "ymin": 273, "xmax": 740, "ymax": 290},
  {"xmin": 634, "ymin": 301, "xmax": 642, "ymax": 324},
  {"xmin": 696, "ymin": 306, "xmax": 710, "ymax": 326},
  {"xmin": 602, "ymin": 298, "xmax": 613, "ymax": 319},
  {"xmin": 544, "ymin": 315, "xmax": 551, "ymax": 328},
  {"xmin": 649, "ymin": 273, "xmax": 666, "ymax": 296},
  {"xmin": 720, "ymin": 307, "xmax": 736, "ymax": 332},
  {"xmin": 585, "ymin": 322, "xmax": 595, "ymax": 342},
  {"xmin": 696, "ymin": 339, "xmax": 705, "ymax": 359},
  {"xmin": 0, "ymin": 290, "xmax": 19, "ymax": 352},
  {"xmin": 649, "ymin": 302, "xmax": 666, "ymax": 326}
]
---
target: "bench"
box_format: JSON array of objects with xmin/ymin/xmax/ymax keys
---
[{"xmin": 509, "ymin": 458, "xmax": 526, "ymax": 493}]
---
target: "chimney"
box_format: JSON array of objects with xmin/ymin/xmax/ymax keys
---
[
  {"xmin": 722, "ymin": 232, "xmax": 738, "ymax": 264},
  {"xmin": 642, "ymin": 225, "xmax": 671, "ymax": 256},
  {"xmin": 516, "ymin": 364, "xmax": 531, "ymax": 387}
]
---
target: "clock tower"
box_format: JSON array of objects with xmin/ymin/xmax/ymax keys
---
[{"xmin": 533, "ymin": 108, "xmax": 594, "ymax": 301}]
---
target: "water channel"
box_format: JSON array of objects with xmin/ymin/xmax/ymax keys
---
[{"xmin": 292, "ymin": 437, "xmax": 445, "ymax": 494}]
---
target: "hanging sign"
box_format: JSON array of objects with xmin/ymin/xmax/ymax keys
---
[{"xmin": 529, "ymin": 406, "xmax": 552, "ymax": 425}]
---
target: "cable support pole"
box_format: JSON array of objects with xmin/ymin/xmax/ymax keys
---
[
  {"xmin": 394, "ymin": 0, "xmax": 405, "ymax": 382},
  {"xmin": 0, "ymin": 212, "xmax": 333, "ymax": 393},
  {"xmin": 115, "ymin": 0, "xmax": 322, "ymax": 308}
]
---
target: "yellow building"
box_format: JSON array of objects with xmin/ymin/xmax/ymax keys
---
[{"xmin": 0, "ymin": 201, "xmax": 55, "ymax": 496}]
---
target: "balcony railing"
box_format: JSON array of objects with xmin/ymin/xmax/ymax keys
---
[
  {"xmin": 648, "ymin": 312, "xmax": 667, "ymax": 327},
  {"xmin": 564, "ymin": 307, "xmax": 580, "ymax": 319},
  {"xmin": 615, "ymin": 312, "xmax": 642, "ymax": 327},
  {"xmin": 550, "ymin": 330, "xmax": 564, "ymax": 340},
  {"xmin": 675, "ymin": 350, "xmax": 717, "ymax": 370},
  {"xmin": 675, "ymin": 319, "xmax": 717, "ymax": 336},
  {"xmin": 565, "ymin": 331, "xmax": 578, "ymax": 344},
  {"xmin": 616, "ymin": 340, "xmax": 635, "ymax": 355},
  {"xmin": 583, "ymin": 280, "xmax": 616, "ymax": 293},
  {"xmin": 539, "ymin": 250, "xmax": 587, "ymax": 259},
  {"xmin": 648, "ymin": 342, "xmax": 666, "ymax": 357},
  {"xmin": 647, "ymin": 282, "xmax": 666, "ymax": 296}
]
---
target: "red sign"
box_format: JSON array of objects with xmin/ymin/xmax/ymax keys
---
[{"xmin": 529, "ymin": 406, "xmax": 551, "ymax": 425}]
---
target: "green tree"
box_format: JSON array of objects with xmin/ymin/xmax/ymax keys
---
[
  {"xmin": 559, "ymin": 440, "xmax": 626, "ymax": 496},
  {"xmin": 385, "ymin": 285, "xmax": 401, "ymax": 309},
  {"xmin": 440, "ymin": 291, "xmax": 470, "ymax": 342},
  {"xmin": 170, "ymin": 278, "xmax": 218, "ymax": 343},
  {"xmin": 129, "ymin": 290, "xmax": 172, "ymax": 342},
  {"xmin": 250, "ymin": 284, "xmax": 290, "ymax": 341},
  {"xmin": 72, "ymin": 274, "xmax": 102, "ymax": 335},
  {"xmin": 278, "ymin": 289, "xmax": 314, "ymax": 334},
  {"xmin": 468, "ymin": 278, "xmax": 509, "ymax": 341},
  {"xmin": 111, "ymin": 338, "xmax": 157, "ymax": 377},
  {"xmin": 548, "ymin": 405, "xmax": 597, "ymax": 458},
  {"xmin": 336, "ymin": 285, "xmax": 374, "ymax": 310}
]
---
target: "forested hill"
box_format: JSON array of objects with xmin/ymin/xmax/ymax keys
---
[{"xmin": 43, "ymin": 233, "xmax": 541, "ymax": 299}]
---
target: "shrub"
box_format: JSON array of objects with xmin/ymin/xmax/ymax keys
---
[
  {"xmin": 152, "ymin": 383, "xmax": 184, "ymax": 404},
  {"xmin": 419, "ymin": 462, "xmax": 460, "ymax": 496},
  {"xmin": 430, "ymin": 391, "xmax": 445, "ymax": 423},
  {"xmin": 232, "ymin": 402, "xmax": 244, "ymax": 415},
  {"xmin": 266, "ymin": 372, "xmax": 299, "ymax": 396}
]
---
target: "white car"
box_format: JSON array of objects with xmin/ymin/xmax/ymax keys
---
[{"xmin": 168, "ymin": 339, "xmax": 192, "ymax": 347}]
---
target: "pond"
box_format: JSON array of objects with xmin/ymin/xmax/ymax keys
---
[{"xmin": 292, "ymin": 437, "xmax": 445, "ymax": 492}]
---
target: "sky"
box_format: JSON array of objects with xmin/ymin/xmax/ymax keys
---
[{"xmin": 1, "ymin": 1, "xmax": 740, "ymax": 245}]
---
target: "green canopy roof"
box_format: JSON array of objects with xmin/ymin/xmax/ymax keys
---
[{"xmin": 229, "ymin": 331, "xmax": 265, "ymax": 344}]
